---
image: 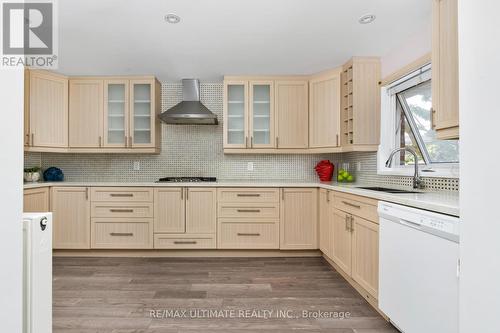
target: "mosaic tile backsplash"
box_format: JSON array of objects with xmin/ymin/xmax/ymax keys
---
[{"xmin": 24, "ymin": 83, "xmax": 458, "ymax": 192}]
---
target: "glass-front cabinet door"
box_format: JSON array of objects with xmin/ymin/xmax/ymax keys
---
[
  {"xmin": 130, "ymin": 80, "xmax": 155, "ymax": 147},
  {"xmin": 249, "ymin": 81, "xmax": 274, "ymax": 148},
  {"xmin": 104, "ymin": 80, "xmax": 129, "ymax": 147},
  {"xmin": 224, "ymin": 81, "xmax": 248, "ymax": 148}
]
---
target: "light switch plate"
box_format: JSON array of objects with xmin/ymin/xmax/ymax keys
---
[
  {"xmin": 133, "ymin": 161, "xmax": 140, "ymax": 171},
  {"xmin": 247, "ymin": 162, "xmax": 254, "ymax": 171}
]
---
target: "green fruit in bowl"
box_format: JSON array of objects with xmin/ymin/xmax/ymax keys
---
[{"xmin": 338, "ymin": 175, "xmax": 344, "ymax": 181}]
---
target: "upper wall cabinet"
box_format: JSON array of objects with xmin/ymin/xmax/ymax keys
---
[
  {"xmin": 223, "ymin": 79, "xmax": 276, "ymax": 149},
  {"xmin": 69, "ymin": 79, "xmax": 104, "ymax": 148},
  {"xmin": 340, "ymin": 57, "xmax": 381, "ymax": 151},
  {"xmin": 275, "ymin": 80, "xmax": 309, "ymax": 149},
  {"xmin": 25, "ymin": 69, "xmax": 69, "ymax": 151},
  {"xmin": 223, "ymin": 76, "xmax": 309, "ymax": 153},
  {"xmin": 432, "ymin": 0, "xmax": 459, "ymax": 139},
  {"xmin": 309, "ymin": 69, "xmax": 341, "ymax": 149},
  {"xmin": 25, "ymin": 70, "xmax": 161, "ymax": 153}
]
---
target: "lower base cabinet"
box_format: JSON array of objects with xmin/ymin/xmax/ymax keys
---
[
  {"xmin": 23, "ymin": 187, "xmax": 50, "ymax": 212},
  {"xmin": 280, "ymin": 188, "xmax": 318, "ymax": 249},
  {"xmin": 91, "ymin": 218, "xmax": 153, "ymax": 249},
  {"xmin": 218, "ymin": 220, "xmax": 279, "ymax": 249},
  {"xmin": 51, "ymin": 187, "xmax": 91, "ymax": 249},
  {"xmin": 320, "ymin": 191, "xmax": 379, "ymax": 300}
]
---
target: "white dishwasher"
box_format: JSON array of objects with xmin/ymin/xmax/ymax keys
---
[{"xmin": 378, "ymin": 202, "xmax": 459, "ymax": 333}]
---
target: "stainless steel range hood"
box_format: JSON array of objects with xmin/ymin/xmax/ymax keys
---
[{"xmin": 159, "ymin": 79, "xmax": 218, "ymax": 125}]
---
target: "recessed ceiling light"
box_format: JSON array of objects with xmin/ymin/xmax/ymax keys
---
[
  {"xmin": 165, "ymin": 13, "xmax": 181, "ymax": 24},
  {"xmin": 359, "ymin": 14, "xmax": 376, "ymax": 24}
]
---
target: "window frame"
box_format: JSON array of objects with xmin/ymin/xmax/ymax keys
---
[{"xmin": 377, "ymin": 64, "xmax": 460, "ymax": 178}]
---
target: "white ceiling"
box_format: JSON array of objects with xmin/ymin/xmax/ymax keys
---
[{"xmin": 58, "ymin": 0, "xmax": 431, "ymax": 82}]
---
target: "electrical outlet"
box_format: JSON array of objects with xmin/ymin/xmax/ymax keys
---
[
  {"xmin": 356, "ymin": 161, "xmax": 362, "ymax": 172},
  {"xmin": 247, "ymin": 162, "xmax": 254, "ymax": 171},
  {"xmin": 133, "ymin": 161, "xmax": 140, "ymax": 171}
]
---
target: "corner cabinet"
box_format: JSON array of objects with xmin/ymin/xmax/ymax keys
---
[
  {"xmin": 24, "ymin": 69, "xmax": 68, "ymax": 151},
  {"xmin": 432, "ymin": 0, "xmax": 459, "ymax": 139},
  {"xmin": 309, "ymin": 69, "xmax": 342, "ymax": 149}
]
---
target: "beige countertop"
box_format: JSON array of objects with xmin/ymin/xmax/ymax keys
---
[{"xmin": 24, "ymin": 180, "xmax": 459, "ymax": 216}]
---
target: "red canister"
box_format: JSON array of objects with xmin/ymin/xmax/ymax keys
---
[{"xmin": 314, "ymin": 160, "xmax": 334, "ymax": 181}]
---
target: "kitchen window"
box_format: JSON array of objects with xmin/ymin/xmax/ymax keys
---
[{"xmin": 378, "ymin": 64, "xmax": 459, "ymax": 177}]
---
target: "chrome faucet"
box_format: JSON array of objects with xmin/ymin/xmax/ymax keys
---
[{"xmin": 385, "ymin": 147, "xmax": 424, "ymax": 189}]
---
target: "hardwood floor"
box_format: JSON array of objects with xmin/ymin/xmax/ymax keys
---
[{"xmin": 53, "ymin": 257, "xmax": 398, "ymax": 333}]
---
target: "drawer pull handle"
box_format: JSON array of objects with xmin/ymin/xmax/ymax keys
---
[
  {"xmin": 237, "ymin": 233, "xmax": 260, "ymax": 237},
  {"xmin": 110, "ymin": 209, "xmax": 134, "ymax": 213},
  {"xmin": 110, "ymin": 193, "xmax": 134, "ymax": 197},
  {"xmin": 110, "ymin": 232, "xmax": 134, "ymax": 237},
  {"xmin": 237, "ymin": 194, "xmax": 261, "ymax": 197},
  {"xmin": 341, "ymin": 201, "xmax": 361, "ymax": 209},
  {"xmin": 237, "ymin": 209, "xmax": 261, "ymax": 213},
  {"xmin": 173, "ymin": 241, "xmax": 197, "ymax": 245}
]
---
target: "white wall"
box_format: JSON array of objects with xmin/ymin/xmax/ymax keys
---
[
  {"xmin": 459, "ymin": 1, "xmax": 500, "ymax": 332},
  {"xmin": 0, "ymin": 69, "xmax": 24, "ymax": 332},
  {"xmin": 380, "ymin": 16, "xmax": 431, "ymax": 78}
]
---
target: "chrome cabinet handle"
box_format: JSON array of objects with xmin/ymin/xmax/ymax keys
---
[
  {"xmin": 110, "ymin": 209, "xmax": 134, "ymax": 213},
  {"xmin": 31, "ymin": 133, "xmax": 34, "ymax": 146},
  {"xmin": 336, "ymin": 134, "xmax": 339, "ymax": 147},
  {"xmin": 326, "ymin": 191, "xmax": 330, "ymax": 202},
  {"xmin": 186, "ymin": 188, "xmax": 189, "ymax": 200},
  {"xmin": 342, "ymin": 201, "xmax": 361, "ymax": 209},
  {"xmin": 129, "ymin": 136, "xmax": 133, "ymax": 147},
  {"xmin": 99, "ymin": 136, "xmax": 102, "ymax": 147},
  {"xmin": 237, "ymin": 209, "xmax": 261, "ymax": 213},
  {"xmin": 431, "ymin": 108, "xmax": 436, "ymax": 129},
  {"xmin": 345, "ymin": 215, "xmax": 349, "ymax": 231},
  {"xmin": 110, "ymin": 232, "xmax": 133, "ymax": 237},
  {"xmin": 174, "ymin": 241, "xmax": 197, "ymax": 245},
  {"xmin": 85, "ymin": 188, "xmax": 89, "ymax": 200},
  {"xmin": 237, "ymin": 233, "xmax": 260, "ymax": 237},
  {"xmin": 276, "ymin": 137, "xmax": 279, "ymax": 147},
  {"xmin": 110, "ymin": 193, "xmax": 134, "ymax": 197},
  {"xmin": 237, "ymin": 193, "xmax": 260, "ymax": 197},
  {"xmin": 25, "ymin": 134, "xmax": 29, "ymax": 146},
  {"xmin": 181, "ymin": 188, "xmax": 183, "ymax": 200},
  {"xmin": 245, "ymin": 136, "xmax": 248, "ymax": 148},
  {"xmin": 251, "ymin": 136, "xmax": 253, "ymax": 148},
  {"xmin": 349, "ymin": 215, "xmax": 354, "ymax": 232}
]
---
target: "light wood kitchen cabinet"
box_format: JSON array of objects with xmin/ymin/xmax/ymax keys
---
[
  {"xmin": 340, "ymin": 57, "xmax": 381, "ymax": 151},
  {"xmin": 154, "ymin": 187, "xmax": 217, "ymax": 248},
  {"xmin": 103, "ymin": 78, "xmax": 161, "ymax": 150},
  {"xmin": 249, "ymin": 81, "xmax": 275, "ymax": 148},
  {"xmin": 69, "ymin": 79, "xmax": 104, "ymax": 148},
  {"xmin": 309, "ymin": 69, "xmax": 341, "ymax": 149},
  {"xmin": 280, "ymin": 188, "xmax": 318, "ymax": 250},
  {"xmin": 50, "ymin": 187, "xmax": 90, "ymax": 249},
  {"xmin": 274, "ymin": 80, "xmax": 309, "ymax": 148},
  {"xmin": 185, "ymin": 188, "xmax": 217, "ymax": 234},
  {"xmin": 432, "ymin": 0, "xmax": 459, "ymax": 139},
  {"xmin": 328, "ymin": 192, "xmax": 379, "ymax": 300},
  {"xmin": 351, "ymin": 215, "xmax": 379, "ymax": 299},
  {"xmin": 91, "ymin": 218, "xmax": 153, "ymax": 249},
  {"xmin": 319, "ymin": 189, "xmax": 334, "ymax": 260},
  {"xmin": 331, "ymin": 208, "xmax": 352, "ymax": 275},
  {"xmin": 23, "ymin": 188, "xmax": 50, "ymax": 212},
  {"xmin": 223, "ymin": 81, "xmax": 249, "ymax": 148},
  {"xmin": 25, "ymin": 69, "xmax": 68, "ymax": 150},
  {"xmin": 154, "ymin": 188, "xmax": 185, "ymax": 233}
]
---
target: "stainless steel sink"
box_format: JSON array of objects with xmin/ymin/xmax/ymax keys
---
[{"xmin": 356, "ymin": 186, "xmax": 421, "ymax": 194}]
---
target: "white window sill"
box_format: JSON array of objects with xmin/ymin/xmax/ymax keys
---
[{"xmin": 377, "ymin": 166, "xmax": 460, "ymax": 179}]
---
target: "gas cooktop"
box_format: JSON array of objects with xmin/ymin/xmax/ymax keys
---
[{"xmin": 156, "ymin": 177, "xmax": 217, "ymax": 183}]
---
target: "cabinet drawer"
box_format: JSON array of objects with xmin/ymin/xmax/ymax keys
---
[
  {"xmin": 91, "ymin": 187, "xmax": 153, "ymax": 202},
  {"xmin": 91, "ymin": 218, "xmax": 153, "ymax": 249},
  {"xmin": 217, "ymin": 188, "xmax": 279, "ymax": 203},
  {"xmin": 91, "ymin": 202, "xmax": 153, "ymax": 218},
  {"xmin": 333, "ymin": 192, "xmax": 378, "ymax": 223},
  {"xmin": 218, "ymin": 203, "xmax": 279, "ymax": 219},
  {"xmin": 154, "ymin": 234, "xmax": 216, "ymax": 249},
  {"xmin": 218, "ymin": 221, "xmax": 279, "ymax": 249}
]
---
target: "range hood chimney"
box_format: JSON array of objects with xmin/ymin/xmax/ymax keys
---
[{"xmin": 159, "ymin": 79, "xmax": 218, "ymax": 125}]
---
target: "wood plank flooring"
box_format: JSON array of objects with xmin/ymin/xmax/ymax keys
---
[{"xmin": 53, "ymin": 257, "xmax": 398, "ymax": 333}]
